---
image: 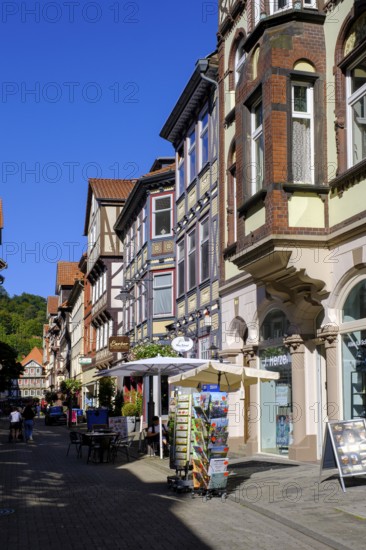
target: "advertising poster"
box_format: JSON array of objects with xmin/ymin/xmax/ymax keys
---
[
  {"xmin": 276, "ymin": 415, "xmax": 291, "ymax": 447},
  {"xmin": 109, "ymin": 417, "xmax": 128, "ymax": 438},
  {"xmin": 329, "ymin": 419, "xmax": 366, "ymax": 476}
]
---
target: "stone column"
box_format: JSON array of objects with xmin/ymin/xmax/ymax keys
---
[
  {"xmin": 242, "ymin": 344, "xmax": 258, "ymax": 453},
  {"xmin": 318, "ymin": 325, "xmax": 340, "ymax": 421},
  {"xmin": 284, "ymin": 334, "xmax": 316, "ymax": 461}
]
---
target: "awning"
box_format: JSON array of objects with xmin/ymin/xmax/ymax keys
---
[
  {"xmin": 96, "ymin": 356, "xmax": 208, "ymax": 379},
  {"xmin": 168, "ymin": 361, "xmax": 280, "ymax": 391}
]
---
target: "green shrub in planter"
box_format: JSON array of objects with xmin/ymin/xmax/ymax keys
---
[{"xmin": 122, "ymin": 402, "xmax": 138, "ymax": 417}]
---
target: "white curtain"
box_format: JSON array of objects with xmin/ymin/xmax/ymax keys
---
[{"xmin": 292, "ymin": 118, "xmax": 311, "ymax": 183}]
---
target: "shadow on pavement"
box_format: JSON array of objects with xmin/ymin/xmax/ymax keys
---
[
  {"xmin": 0, "ymin": 419, "xmax": 212, "ymax": 550},
  {"xmin": 227, "ymin": 459, "xmax": 299, "ymax": 495}
]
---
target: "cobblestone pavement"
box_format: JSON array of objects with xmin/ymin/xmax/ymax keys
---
[{"xmin": 0, "ymin": 419, "xmax": 362, "ymax": 549}]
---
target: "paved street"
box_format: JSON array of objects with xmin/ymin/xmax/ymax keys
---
[{"xmin": 0, "ymin": 418, "xmax": 364, "ymax": 549}]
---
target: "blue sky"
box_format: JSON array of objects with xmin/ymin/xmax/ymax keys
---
[{"xmin": 0, "ymin": 1, "xmax": 218, "ymax": 298}]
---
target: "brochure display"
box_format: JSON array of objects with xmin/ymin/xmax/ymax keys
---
[
  {"xmin": 191, "ymin": 391, "xmax": 229, "ymax": 499},
  {"xmin": 320, "ymin": 419, "xmax": 366, "ymax": 492}
]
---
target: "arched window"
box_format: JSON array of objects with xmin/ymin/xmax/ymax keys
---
[
  {"xmin": 260, "ymin": 309, "xmax": 289, "ymax": 342},
  {"xmin": 235, "ymin": 37, "xmax": 246, "ymax": 86},
  {"xmin": 343, "ymin": 280, "xmax": 366, "ymax": 322},
  {"xmin": 340, "ymin": 277, "xmax": 366, "ymax": 420}
]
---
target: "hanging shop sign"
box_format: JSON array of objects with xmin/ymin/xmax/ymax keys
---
[
  {"xmin": 78, "ymin": 357, "xmax": 92, "ymax": 365},
  {"xmin": 171, "ymin": 336, "xmax": 194, "ymax": 353},
  {"xmin": 108, "ymin": 336, "xmax": 130, "ymax": 353}
]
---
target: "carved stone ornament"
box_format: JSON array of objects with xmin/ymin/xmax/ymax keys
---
[
  {"xmin": 283, "ymin": 334, "xmax": 304, "ymax": 354},
  {"xmin": 317, "ymin": 324, "xmax": 339, "ymax": 346}
]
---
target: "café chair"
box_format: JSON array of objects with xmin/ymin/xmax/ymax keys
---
[
  {"xmin": 66, "ymin": 431, "xmax": 82, "ymax": 458},
  {"xmin": 110, "ymin": 435, "xmax": 135, "ymax": 464}
]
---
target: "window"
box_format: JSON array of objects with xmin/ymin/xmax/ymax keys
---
[
  {"xmin": 251, "ymin": 101, "xmax": 264, "ymax": 193},
  {"xmin": 188, "ymin": 230, "xmax": 196, "ymax": 290},
  {"xmin": 271, "ymin": 0, "xmax": 292, "ymax": 14},
  {"xmin": 198, "ymin": 337, "xmax": 210, "ymax": 359},
  {"xmin": 136, "ymin": 215, "xmax": 142, "ymax": 251},
  {"xmin": 177, "ymin": 146, "xmax": 185, "ymax": 197},
  {"xmin": 142, "ymin": 205, "xmax": 147, "ymax": 244},
  {"xmin": 292, "ymin": 83, "xmax": 314, "ymax": 183},
  {"xmin": 342, "ymin": 280, "xmax": 366, "ymax": 322},
  {"xmin": 233, "ymin": 174, "xmax": 238, "ymax": 242},
  {"xmin": 235, "ymin": 38, "xmax": 246, "ymax": 84},
  {"xmin": 199, "ymin": 110, "xmax": 209, "ymax": 168},
  {"xmin": 153, "ymin": 273, "xmax": 173, "ymax": 316},
  {"xmin": 136, "ymin": 283, "xmax": 145, "ymax": 324},
  {"xmin": 152, "ymin": 195, "xmax": 172, "ymax": 238},
  {"xmin": 303, "ymin": 0, "xmax": 317, "ymax": 7},
  {"xmin": 347, "ymin": 55, "xmax": 366, "ymax": 167},
  {"xmin": 188, "ymin": 127, "xmax": 196, "ymax": 182},
  {"xmin": 200, "ymin": 218, "xmax": 210, "ymax": 282},
  {"xmin": 177, "ymin": 240, "xmax": 185, "ymax": 296}
]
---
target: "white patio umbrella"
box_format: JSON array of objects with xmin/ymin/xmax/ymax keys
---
[
  {"xmin": 97, "ymin": 356, "xmax": 208, "ymax": 459},
  {"xmin": 168, "ymin": 361, "xmax": 280, "ymax": 391}
]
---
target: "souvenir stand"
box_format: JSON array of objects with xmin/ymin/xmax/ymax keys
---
[
  {"xmin": 167, "ymin": 387, "xmax": 230, "ymax": 499},
  {"xmin": 168, "ymin": 361, "xmax": 280, "ymax": 499}
]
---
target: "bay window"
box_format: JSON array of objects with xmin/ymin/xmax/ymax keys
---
[
  {"xmin": 292, "ymin": 83, "xmax": 314, "ymax": 183},
  {"xmin": 153, "ymin": 272, "xmax": 173, "ymax": 316}
]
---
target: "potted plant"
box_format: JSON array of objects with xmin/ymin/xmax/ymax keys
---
[{"xmin": 121, "ymin": 390, "xmax": 143, "ymax": 433}]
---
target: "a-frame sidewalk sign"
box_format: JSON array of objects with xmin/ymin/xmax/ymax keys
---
[{"xmin": 320, "ymin": 419, "xmax": 366, "ymax": 493}]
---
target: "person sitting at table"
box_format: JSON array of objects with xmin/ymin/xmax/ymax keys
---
[{"xmin": 146, "ymin": 416, "xmax": 169, "ymax": 454}]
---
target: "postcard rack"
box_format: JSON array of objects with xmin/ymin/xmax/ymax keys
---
[
  {"xmin": 167, "ymin": 393, "xmax": 193, "ymax": 493},
  {"xmin": 190, "ymin": 391, "xmax": 229, "ymax": 501}
]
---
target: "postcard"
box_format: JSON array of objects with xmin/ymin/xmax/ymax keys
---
[
  {"xmin": 207, "ymin": 473, "xmax": 228, "ymax": 490},
  {"xmin": 208, "ymin": 458, "xmax": 229, "ymax": 475}
]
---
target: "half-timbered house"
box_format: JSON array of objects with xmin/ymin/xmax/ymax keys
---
[
  {"xmin": 160, "ymin": 53, "xmax": 221, "ymax": 360},
  {"xmin": 83, "ymin": 178, "xmax": 136, "ymax": 372}
]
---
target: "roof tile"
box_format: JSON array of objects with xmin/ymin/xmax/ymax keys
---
[
  {"xmin": 21, "ymin": 347, "xmax": 43, "ymax": 367},
  {"xmin": 47, "ymin": 296, "xmax": 59, "ymax": 315},
  {"xmin": 89, "ymin": 179, "xmax": 136, "ymax": 200},
  {"xmin": 56, "ymin": 262, "xmax": 83, "ymax": 289}
]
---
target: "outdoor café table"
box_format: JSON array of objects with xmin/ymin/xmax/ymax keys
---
[{"xmin": 85, "ymin": 431, "xmax": 118, "ymax": 464}]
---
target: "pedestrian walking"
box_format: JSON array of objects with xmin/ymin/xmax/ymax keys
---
[
  {"xmin": 36, "ymin": 404, "xmax": 41, "ymax": 418},
  {"xmin": 22, "ymin": 401, "xmax": 36, "ymax": 442},
  {"xmin": 9, "ymin": 406, "xmax": 22, "ymax": 442}
]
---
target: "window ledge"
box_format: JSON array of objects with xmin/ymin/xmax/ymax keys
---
[
  {"xmin": 238, "ymin": 189, "xmax": 267, "ymax": 217},
  {"xmin": 330, "ymin": 159, "xmax": 366, "ymax": 196},
  {"xmin": 225, "ymin": 107, "xmax": 235, "ymax": 127},
  {"xmin": 283, "ymin": 183, "xmax": 328, "ymax": 201},
  {"xmin": 197, "ymin": 162, "xmax": 210, "ymax": 180}
]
